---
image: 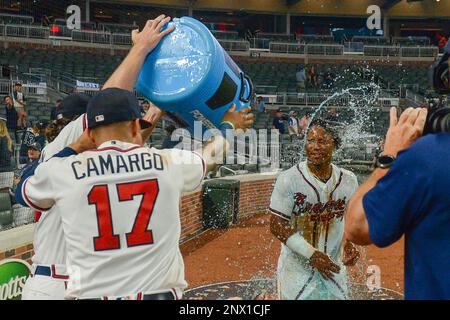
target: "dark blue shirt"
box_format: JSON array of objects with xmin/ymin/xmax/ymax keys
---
[
  {"xmin": 5, "ymin": 105, "xmax": 18, "ymax": 131},
  {"xmin": 19, "ymin": 129, "xmax": 36, "ymax": 158},
  {"xmin": 363, "ymin": 133, "xmax": 450, "ymax": 300},
  {"xmin": 272, "ymin": 117, "xmax": 285, "ymax": 134}
]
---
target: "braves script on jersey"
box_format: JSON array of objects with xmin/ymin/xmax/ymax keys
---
[
  {"xmin": 270, "ymin": 161, "xmax": 358, "ymax": 300},
  {"xmin": 22, "ymin": 140, "xmax": 205, "ymax": 299},
  {"xmin": 32, "ymin": 114, "xmax": 87, "ymax": 267}
]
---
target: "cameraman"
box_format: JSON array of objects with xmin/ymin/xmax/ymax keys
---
[{"xmin": 345, "ymin": 106, "xmax": 450, "ymax": 300}]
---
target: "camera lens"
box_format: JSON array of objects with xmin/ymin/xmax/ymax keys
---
[{"xmin": 424, "ymin": 106, "xmax": 450, "ymax": 135}]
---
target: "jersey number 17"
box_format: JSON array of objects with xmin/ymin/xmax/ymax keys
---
[{"xmin": 88, "ymin": 179, "xmax": 159, "ymax": 251}]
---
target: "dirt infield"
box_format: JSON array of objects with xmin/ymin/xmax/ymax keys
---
[{"xmin": 181, "ymin": 214, "xmax": 404, "ymax": 297}]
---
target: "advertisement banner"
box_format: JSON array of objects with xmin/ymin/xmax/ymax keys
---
[{"xmin": 0, "ymin": 259, "xmax": 31, "ymax": 300}]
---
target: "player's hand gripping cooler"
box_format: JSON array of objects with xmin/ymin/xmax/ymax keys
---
[{"xmin": 136, "ymin": 16, "xmax": 254, "ymax": 135}]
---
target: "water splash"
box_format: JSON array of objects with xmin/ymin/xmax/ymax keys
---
[
  {"xmin": 299, "ymin": 82, "xmax": 383, "ymax": 160},
  {"xmin": 192, "ymin": 68, "xmax": 399, "ymax": 299}
]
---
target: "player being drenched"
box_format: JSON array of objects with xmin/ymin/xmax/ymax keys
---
[
  {"xmin": 15, "ymin": 88, "xmax": 253, "ymax": 300},
  {"xmin": 269, "ymin": 118, "xmax": 360, "ymax": 300}
]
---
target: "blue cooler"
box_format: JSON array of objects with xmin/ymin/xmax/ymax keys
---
[{"xmin": 136, "ymin": 16, "xmax": 253, "ymax": 135}]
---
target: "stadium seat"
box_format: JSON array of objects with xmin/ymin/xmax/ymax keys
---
[
  {"xmin": 0, "ymin": 192, "xmax": 13, "ymax": 230},
  {"xmin": 0, "ymin": 171, "xmax": 14, "ymax": 189},
  {"xmin": 12, "ymin": 205, "xmax": 35, "ymax": 227}
]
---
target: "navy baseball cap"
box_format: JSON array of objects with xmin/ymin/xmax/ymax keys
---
[
  {"xmin": 87, "ymin": 88, "xmax": 151, "ymax": 129},
  {"xmin": 28, "ymin": 142, "xmax": 42, "ymax": 152},
  {"xmin": 57, "ymin": 93, "xmax": 90, "ymax": 120}
]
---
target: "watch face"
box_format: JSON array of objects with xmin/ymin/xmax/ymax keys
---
[{"xmin": 377, "ymin": 155, "xmax": 395, "ymax": 168}]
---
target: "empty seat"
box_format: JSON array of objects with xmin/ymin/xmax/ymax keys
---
[
  {"xmin": 0, "ymin": 171, "xmax": 14, "ymax": 189},
  {"xmin": 12, "ymin": 205, "xmax": 34, "ymax": 227},
  {"xmin": 0, "ymin": 192, "xmax": 13, "ymax": 230}
]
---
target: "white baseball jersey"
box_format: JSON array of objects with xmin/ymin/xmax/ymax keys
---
[
  {"xmin": 31, "ymin": 114, "xmax": 87, "ymax": 267},
  {"xmin": 21, "ymin": 140, "xmax": 205, "ymax": 299},
  {"xmin": 270, "ymin": 161, "xmax": 358, "ymax": 300}
]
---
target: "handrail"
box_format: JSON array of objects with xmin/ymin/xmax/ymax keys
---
[
  {"xmin": 0, "ymin": 23, "xmax": 439, "ymax": 60},
  {"xmin": 218, "ymin": 39, "xmax": 250, "ymax": 52},
  {"xmin": 363, "ymin": 45, "xmax": 438, "ymax": 58},
  {"xmin": 269, "ymin": 42, "xmax": 344, "ymax": 55},
  {"xmin": 0, "ymin": 13, "xmax": 34, "ymax": 24},
  {"xmin": 211, "ymin": 30, "xmax": 239, "ymax": 35},
  {"xmin": 405, "ymin": 89, "xmax": 427, "ymax": 106}
]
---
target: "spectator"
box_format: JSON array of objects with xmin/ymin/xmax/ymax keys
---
[
  {"xmin": 25, "ymin": 142, "xmax": 41, "ymax": 165},
  {"xmin": 0, "ymin": 119, "xmax": 14, "ymax": 172},
  {"xmin": 13, "ymin": 142, "xmax": 41, "ymax": 198},
  {"xmin": 296, "ymin": 65, "xmax": 307, "ymax": 89},
  {"xmin": 323, "ymin": 68, "xmax": 335, "ymax": 89},
  {"xmin": 4, "ymin": 95, "xmax": 18, "ymax": 136},
  {"xmin": 299, "ymin": 113, "xmax": 311, "ymax": 134},
  {"xmin": 18, "ymin": 130, "xmax": 34, "ymax": 164},
  {"xmin": 272, "ymin": 109, "xmax": 286, "ymax": 134},
  {"xmin": 12, "ymin": 83, "xmax": 27, "ymax": 129},
  {"xmin": 162, "ymin": 125, "xmax": 181, "ymax": 149},
  {"xmin": 257, "ymin": 96, "xmax": 266, "ymax": 113},
  {"xmin": 325, "ymin": 108, "xmax": 340, "ymax": 123},
  {"xmin": 288, "ymin": 111, "xmax": 299, "ymax": 135},
  {"xmin": 437, "ymin": 34, "xmax": 448, "ymax": 50},
  {"xmin": 50, "ymin": 99, "xmax": 63, "ymax": 121},
  {"xmin": 18, "ymin": 122, "xmax": 42, "ymax": 165},
  {"xmin": 33, "ymin": 121, "xmax": 47, "ymax": 148},
  {"xmin": 9, "ymin": 170, "xmax": 21, "ymax": 203},
  {"xmin": 308, "ymin": 66, "xmax": 318, "ymax": 87}
]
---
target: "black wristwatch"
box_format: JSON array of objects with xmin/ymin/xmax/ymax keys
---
[{"xmin": 375, "ymin": 154, "xmax": 396, "ymax": 169}]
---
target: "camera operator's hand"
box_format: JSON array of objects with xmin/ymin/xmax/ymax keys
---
[{"xmin": 383, "ymin": 107, "xmax": 428, "ymax": 157}]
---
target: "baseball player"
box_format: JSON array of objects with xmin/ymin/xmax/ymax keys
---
[
  {"xmin": 20, "ymin": 94, "xmax": 90, "ymax": 300},
  {"xmin": 21, "ymin": 15, "xmax": 175, "ymax": 300},
  {"xmin": 270, "ymin": 119, "xmax": 360, "ymax": 300},
  {"xmin": 16, "ymin": 88, "xmax": 253, "ymax": 299}
]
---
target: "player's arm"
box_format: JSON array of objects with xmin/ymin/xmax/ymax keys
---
[
  {"xmin": 172, "ymin": 105, "xmax": 254, "ymax": 192},
  {"xmin": 268, "ymin": 175, "xmax": 316, "ymax": 259},
  {"xmin": 102, "ymin": 16, "xmax": 173, "ymax": 137},
  {"xmin": 15, "ymin": 147, "xmax": 76, "ymax": 211},
  {"xmin": 168, "ymin": 132, "xmax": 229, "ymax": 193},
  {"xmin": 140, "ymin": 103, "xmax": 165, "ymax": 143},
  {"xmin": 197, "ymin": 105, "xmax": 254, "ymax": 173},
  {"xmin": 270, "ymin": 215, "xmax": 295, "ymax": 243},
  {"xmin": 103, "ymin": 15, "xmax": 174, "ymax": 92}
]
